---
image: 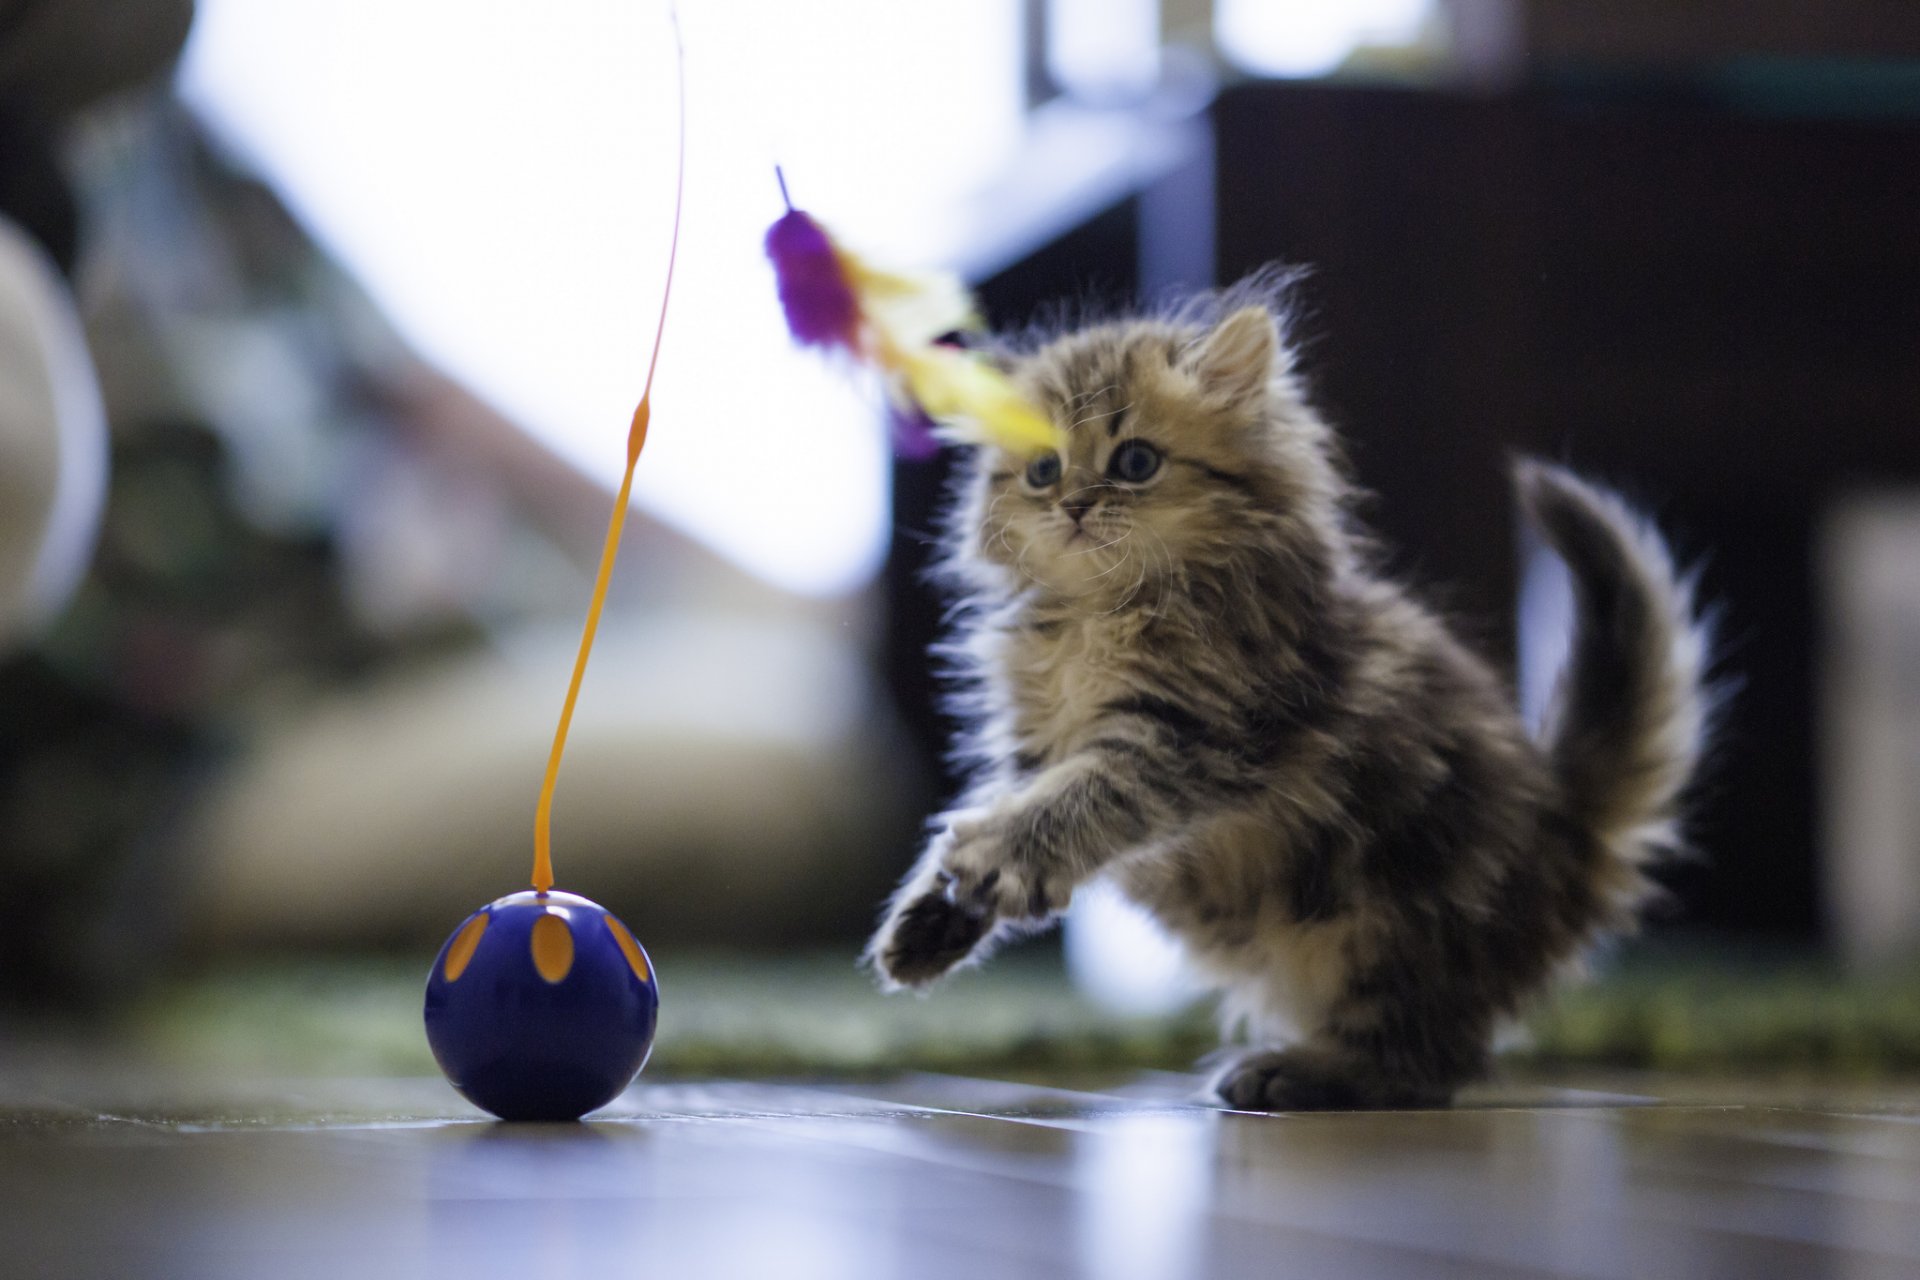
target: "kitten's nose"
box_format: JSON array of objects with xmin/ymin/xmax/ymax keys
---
[{"xmin": 1062, "ymin": 500, "xmax": 1093, "ymax": 524}]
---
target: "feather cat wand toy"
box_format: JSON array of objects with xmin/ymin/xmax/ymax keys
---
[
  {"xmin": 421, "ymin": 21, "xmax": 685, "ymax": 1124},
  {"xmin": 765, "ymin": 182, "xmax": 1068, "ymax": 968},
  {"xmin": 764, "ymin": 174, "xmax": 1063, "ymax": 461}
]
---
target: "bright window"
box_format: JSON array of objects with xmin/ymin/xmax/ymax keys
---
[{"xmin": 180, "ymin": 1, "xmax": 1024, "ymax": 597}]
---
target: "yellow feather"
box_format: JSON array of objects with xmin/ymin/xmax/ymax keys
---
[
  {"xmin": 837, "ymin": 248, "xmax": 979, "ymax": 343},
  {"xmin": 901, "ymin": 347, "xmax": 1061, "ymax": 455},
  {"xmin": 826, "ymin": 236, "xmax": 1063, "ymax": 456}
]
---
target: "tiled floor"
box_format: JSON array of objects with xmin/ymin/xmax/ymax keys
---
[{"xmin": 5, "ymin": 1066, "xmax": 1920, "ymax": 1278}]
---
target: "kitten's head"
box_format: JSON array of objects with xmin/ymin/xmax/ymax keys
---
[{"xmin": 949, "ymin": 281, "xmax": 1348, "ymax": 605}]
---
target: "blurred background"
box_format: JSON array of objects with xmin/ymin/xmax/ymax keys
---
[{"xmin": 2, "ymin": 0, "xmax": 1919, "ymax": 1080}]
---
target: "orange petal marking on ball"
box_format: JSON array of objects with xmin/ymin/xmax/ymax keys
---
[
  {"xmin": 442, "ymin": 912, "xmax": 490, "ymax": 983},
  {"xmin": 604, "ymin": 915, "xmax": 651, "ymax": 982},
  {"xmin": 530, "ymin": 912, "xmax": 576, "ymax": 984}
]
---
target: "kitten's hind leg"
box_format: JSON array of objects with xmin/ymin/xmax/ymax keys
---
[
  {"xmin": 1211, "ymin": 1045, "xmax": 1454, "ymax": 1112},
  {"xmin": 1209, "ymin": 940, "xmax": 1494, "ymax": 1111}
]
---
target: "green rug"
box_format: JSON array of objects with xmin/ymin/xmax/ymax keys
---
[{"xmin": 110, "ymin": 944, "xmax": 1920, "ymax": 1080}]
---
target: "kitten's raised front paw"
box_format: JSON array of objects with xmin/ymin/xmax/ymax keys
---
[
  {"xmin": 940, "ymin": 817, "xmax": 1070, "ymax": 922},
  {"xmin": 1211, "ymin": 1048, "xmax": 1452, "ymax": 1112},
  {"xmin": 869, "ymin": 887, "xmax": 993, "ymax": 990}
]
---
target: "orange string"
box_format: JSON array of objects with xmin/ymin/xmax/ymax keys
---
[{"xmin": 532, "ymin": 10, "xmax": 684, "ymax": 895}]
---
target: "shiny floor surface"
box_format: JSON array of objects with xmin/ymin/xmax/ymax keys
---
[{"xmin": 6, "ymin": 1069, "xmax": 1920, "ymax": 1279}]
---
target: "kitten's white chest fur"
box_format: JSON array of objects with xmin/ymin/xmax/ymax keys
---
[{"xmin": 1004, "ymin": 611, "xmax": 1140, "ymax": 763}]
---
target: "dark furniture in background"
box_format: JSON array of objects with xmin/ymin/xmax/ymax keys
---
[{"xmin": 887, "ymin": 75, "xmax": 1920, "ymax": 945}]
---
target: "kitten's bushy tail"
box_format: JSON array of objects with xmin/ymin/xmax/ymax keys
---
[{"xmin": 1514, "ymin": 461, "xmax": 1715, "ymax": 875}]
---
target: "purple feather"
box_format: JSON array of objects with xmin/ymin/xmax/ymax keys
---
[
  {"xmin": 765, "ymin": 209, "xmax": 859, "ymax": 349},
  {"xmin": 888, "ymin": 400, "xmax": 942, "ymax": 460}
]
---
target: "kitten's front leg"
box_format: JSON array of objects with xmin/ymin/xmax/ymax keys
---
[
  {"xmin": 866, "ymin": 807, "xmax": 1003, "ymax": 989},
  {"xmin": 935, "ymin": 804, "xmax": 1073, "ymax": 922},
  {"xmin": 866, "ymin": 789, "xmax": 1081, "ymax": 990},
  {"xmin": 872, "ymin": 735, "xmax": 1190, "ymax": 987},
  {"xmin": 941, "ymin": 746, "xmax": 1174, "ymax": 922}
]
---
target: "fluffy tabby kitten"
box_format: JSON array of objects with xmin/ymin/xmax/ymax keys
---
[{"xmin": 865, "ymin": 275, "xmax": 1713, "ymax": 1110}]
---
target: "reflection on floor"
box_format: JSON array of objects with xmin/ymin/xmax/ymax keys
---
[{"xmin": 5, "ymin": 1068, "xmax": 1920, "ymax": 1279}]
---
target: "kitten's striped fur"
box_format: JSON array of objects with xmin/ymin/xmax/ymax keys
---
[{"xmin": 867, "ymin": 276, "xmax": 1713, "ymax": 1109}]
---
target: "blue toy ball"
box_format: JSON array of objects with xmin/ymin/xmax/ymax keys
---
[{"xmin": 424, "ymin": 890, "xmax": 659, "ymax": 1121}]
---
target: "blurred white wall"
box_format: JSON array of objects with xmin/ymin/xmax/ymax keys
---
[{"xmin": 177, "ymin": 0, "xmax": 1026, "ymax": 599}]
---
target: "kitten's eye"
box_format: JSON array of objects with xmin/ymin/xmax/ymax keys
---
[
  {"xmin": 1024, "ymin": 452, "xmax": 1062, "ymax": 488},
  {"xmin": 1108, "ymin": 440, "xmax": 1161, "ymax": 484}
]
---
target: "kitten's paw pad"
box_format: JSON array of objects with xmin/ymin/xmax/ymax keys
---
[
  {"xmin": 1211, "ymin": 1050, "xmax": 1447, "ymax": 1112},
  {"xmin": 870, "ymin": 889, "xmax": 991, "ymax": 989}
]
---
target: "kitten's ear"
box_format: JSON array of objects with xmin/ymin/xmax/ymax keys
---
[{"xmin": 1192, "ymin": 305, "xmax": 1278, "ymax": 405}]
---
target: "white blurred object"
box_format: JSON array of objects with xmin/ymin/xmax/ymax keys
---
[
  {"xmin": 1065, "ymin": 877, "xmax": 1203, "ymax": 1016},
  {"xmin": 1215, "ymin": 0, "xmax": 1434, "ymax": 77},
  {"xmin": 1049, "ymin": 0, "xmax": 1161, "ymax": 103},
  {"xmin": 0, "ymin": 214, "xmax": 107, "ymax": 650},
  {"xmin": 1820, "ymin": 493, "xmax": 1920, "ymax": 968},
  {"xmin": 1516, "ymin": 532, "xmax": 1576, "ymax": 737}
]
